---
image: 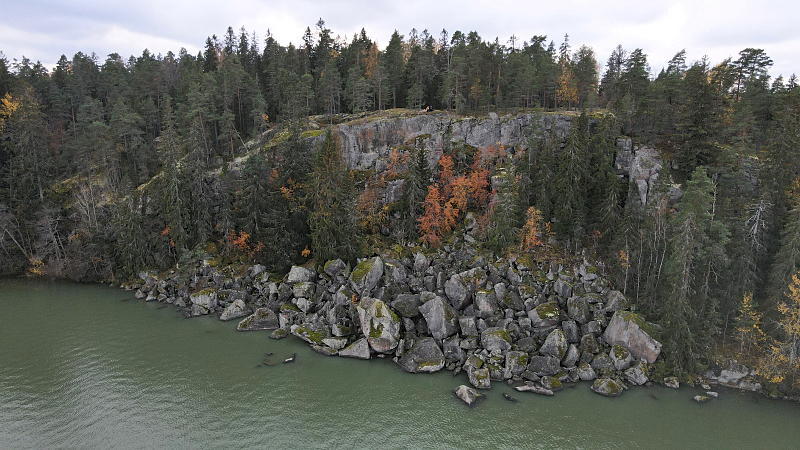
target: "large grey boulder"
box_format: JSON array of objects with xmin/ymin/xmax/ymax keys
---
[
  {"xmin": 591, "ymin": 378, "xmax": 624, "ymax": 397},
  {"xmin": 357, "ymin": 297, "xmax": 401, "ymax": 353},
  {"xmin": 350, "ymin": 257, "xmax": 384, "ymax": 294},
  {"xmin": 453, "ymin": 385, "xmax": 483, "ymax": 407},
  {"xmin": 474, "ymin": 290, "xmax": 498, "ymax": 315},
  {"xmin": 539, "ymin": 328, "xmax": 568, "ymax": 359},
  {"xmin": 190, "ymin": 289, "xmax": 218, "ymax": 310},
  {"xmin": 624, "ymin": 360, "xmax": 649, "ymax": 386},
  {"xmin": 468, "ymin": 367, "xmax": 491, "ymax": 390},
  {"xmin": 611, "ymin": 345, "xmax": 634, "ymax": 370},
  {"xmin": 527, "ymin": 355, "xmax": 561, "ymax": 376},
  {"xmin": 397, "ymin": 337, "xmax": 445, "ymax": 373},
  {"xmin": 505, "ymin": 351, "xmax": 529, "ymax": 376},
  {"xmin": 237, "ymin": 307, "xmax": 279, "ymax": 331},
  {"xmin": 419, "ymin": 295, "xmax": 459, "ymax": 341},
  {"xmin": 604, "ymin": 290, "xmax": 629, "ymax": 312},
  {"xmin": 339, "ymin": 338, "xmax": 372, "ymax": 359},
  {"xmin": 290, "ymin": 324, "xmax": 329, "ymax": 345},
  {"xmin": 528, "ymin": 301, "xmax": 560, "ymax": 328},
  {"xmin": 391, "ymin": 294, "xmax": 421, "ymax": 318},
  {"xmin": 286, "ymin": 266, "xmax": 313, "ymax": 284},
  {"xmin": 553, "ymin": 278, "xmax": 573, "ymax": 298},
  {"xmin": 603, "ymin": 311, "xmax": 662, "ymax": 363},
  {"xmin": 567, "ymin": 296, "xmax": 590, "ymax": 324},
  {"xmin": 481, "ymin": 327, "xmax": 512, "ymax": 352},
  {"xmin": 323, "ymin": 259, "xmax": 347, "ymax": 277},
  {"xmin": 445, "ymin": 274, "xmax": 471, "ymax": 309},
  {"xmin": 577, "ymin": 362, "xmax": 597, "ymax": 381},
  {"xmin": 220, "ymin": 299, "xmax": 250, "ymax": 321}
]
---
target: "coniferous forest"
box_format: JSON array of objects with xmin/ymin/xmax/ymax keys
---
[{"xmin": 1, "ymin": 22, "xmax": 799, "ymax": 392}]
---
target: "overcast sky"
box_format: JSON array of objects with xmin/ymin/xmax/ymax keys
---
[{"xmin": 2, "ymin": 0, "xmax": 798, "ymax": 80}]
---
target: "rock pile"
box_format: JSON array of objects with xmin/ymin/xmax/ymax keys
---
[{"xmin": 125, "ymin": 238, "xmax": 663, "ymax": 398}]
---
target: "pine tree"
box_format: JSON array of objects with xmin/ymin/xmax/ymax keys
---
[
  {"xmin": 400, "ymin": 143, "xmax": 431, "ymax": 240},
  {"xmin": 554, "ymin": 111, "xmax": 589, "ymax": 244}
]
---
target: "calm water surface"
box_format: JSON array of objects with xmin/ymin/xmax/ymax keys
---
[{"xmin": 1, "ymin": 279, "xmax": 799, "ymax": 449}]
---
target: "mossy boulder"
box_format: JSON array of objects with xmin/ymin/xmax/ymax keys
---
[
  {"xmin": 578, "ymin": 362, "xmax": 597, "ymax": 381},
  {"xmin": 567, "ymin": 296, "xmax": 590, "ymax": 324},
  {"xmin": 603, "ymin": 311, "xmax": 662, "ymax": 364},
  {"xmin": 539, "ymin": 328, "xmax": 568, "ymax": 359},
  {"xmin": 290, "ymin": 324, "xmax": 329, "ymax": 345},
  {"xmin": 190, "ymin": 289, "xmax": 218, "ymax": 309},
  {"xmin": 610, "ymin": 345, "xmax": 633, "ymax": 370},
  {"xmin": 604, "ymin": 290, "xmax": 629, "ymax": 313},
  {"xmin": 527, "ymin": 355, "xmax": 561, "ymax": 376},
  {"xmin": 481, "ymin": 327, "xmax": 512, "ymax": 352},
  {"xmin": 350, "ymin": 257, "xmax": 384, "ymax": 294},
  {"xmin": 468, "ymin": 367, "xmax": 491, "ymax": 390},
  {"xmin": 418, "ymin": 295, "xmax": 459, "ymax": 341},
  {"xmin": 323, "ymin": 259, "xmax": 347, "ymax": 277},
  {"xmin": 624, "ymin": 360, "xmax": 649, "ymax": 385},
  {"xmin": 269, "ymin": 328, "xmax": 289, "ymax": 339},
  {"xmin": 357, "ymin": 297, "xmax": 401, "ymax": 353},
  {"xmin": 528, "ymin": 301, "xmax": 560, "ymax": 328},
  {"xmin": 286, "ymin": 266, "xmax": 314, "ymax": 284},
  {"xmin": 505, "ymin": 351, "xmax": 529, "ymax": 376},
  {"xmin": 397, "ymin": 337, "xmax": 445, "ymax": 373},
  {"xmin": 236, "ymin": 307, "xmax": 279, "ymax": 331},
  {"xmin": 591, "ymin": 377, "xmax": 624, "ymax": 397},
  {"xmin": 553, "ymin": 278, "xmax": 573, "ymax": 298}
]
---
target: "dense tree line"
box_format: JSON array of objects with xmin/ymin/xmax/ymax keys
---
[{"xmin": 1, "ymin": 23, "xmax": 799, "ymax": 390}]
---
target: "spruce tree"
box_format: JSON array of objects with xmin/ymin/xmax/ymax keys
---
[{"xmin": 308, "ymin": 129, "xmax": 361, "ymax": 263}]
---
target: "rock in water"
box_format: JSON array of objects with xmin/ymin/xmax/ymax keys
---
[
  {"xmin": 283, "ymin": 353, "xmax": 296, "ymax": 363},
  {"xmin": 502, "ymin": 393, "xmax": 518, "ymax": 403},
  {"xmin": 603, "ymin": 311, "xmax": 662, "ymax": 364},
  {"xmin": 339, "ymin": 338, "xmax": 371, "ymax": 360},
  {"xmin": 591, "ymin": 378, "xmax": 624, "ymax": 397},
  {"xmin": 237, "ymin": 308, "xmax": 279, "ymax": 331},
  {"xmin": 220, "ymin": 299, "xmax": 249, "ymax": 321},
  {"xmin": 397, "ymin": 337, "xmax": 445, "ymax": 373},
  {"xmin": 693, "ymin": 395, "xmax": 711, "ymax": 404},
  {"xmin": 357, "ymin": 297, "xmax": 401, "ymax": 353},
  {"xmin": 514, "ymin": 382, "xmax": 554, "ymax": 396},
  {"xmin": 454, "ymin": 385, "xmax": 483, "ymax": 407},
  {"xmin": 269, "ymin": 328, "xmax": 288, "ymax": 340},
  {"xmin": 468, "ymin": 367, "xmax": 491, "ymax": 390},
  {"xmin": 623, "ymin": 361, "xmax": 649, "ymax": 386}
]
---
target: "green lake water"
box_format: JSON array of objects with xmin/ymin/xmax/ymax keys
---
[{"xmin": 1, "ymin": 278, "xmax": 799, "ymax": 449}]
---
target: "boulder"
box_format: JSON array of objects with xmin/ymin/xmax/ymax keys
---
[
  {"xmin": 454, "ymin": 385, "xmax": 483, "ymax": 407},
  {"xmin": 553, "ymin": 278, "xmax": 573, "ymax": 298},
  {"xmin": 391, "ymin": 294, "xmax": 421, "ymax": 318},
  {"xmin": 445, "ymin": 274, "xmax": 471, "ymax": 309},
  {"xmin": 717, "ymin": 360, "xmax": 750, "ymax": 386},
  {"xmin": 468, "ymin": 367, "xmax": 491, "ymax": 389},
  {"xmin": 290, "ymin": 324, "xmax": 329, "ymax": 345},
  {"xmin": 604, "ymin": 290, "xmax": 629, "ymax": 312},
  {"xmin": 322, "ymin": 337, "xmax": 349, "ymax": 352},
  {"xmin": 442, "ymin": 336, "xmax": 465, "ymax": 363},
  {"xmin": 528, "ymin": 302, "xmax": 560, "ymax": 328},
  {"xmin": 515, "ymin": 382, "xmax": 554, "ymax": 396},
  {"xmin": 237, "ymin": 307, "xmax": 279, "ymax": 331},
  {"xmin": 591, "ymin": 378, "xmax": 624, "ymax": 397},
  {"xmin": 481, "ymin": 327, "xmax": 512, "ymax": 352},
  {"xmin": 459, "ymin": 316, "xmax": 478, "ymax": 336},
  {"xmin": 357, "ymin": 297, "xmax": 401, "ymax": 353},
  {"xmin": 505, "ymin": 351, "xmax": 529, "ymax": 376},
  {"xmin": 541, "ymin": 376, "xmax": 563, "ymax": 392},
  {"xmin": 610, "ymin": 345, "xmax": 634, "ymax": 370},
  {"xmin": 350, "ymin": 257, "xmax": 384, "ymax": 294},
  {"xmin": 624, "ymin": 360, "xmax": 649, "ymax": 386},
  {"xmin": 474, "ymin": 290, "xmax": 498, "ymax": 315},
  {"xmin": 397, "ymin": 337, "xmax": 445, "ymax": 373},
  {"xmin": 190, "ymin": 289, "xmax": 218, "ymax": 310},
  {"xmin": 562, "ymin": 344, "xmax": 580, "ymax": 368},
  {"xmin": 339, "ymin": 338, "xmax": 372, "ymax": 359},
  {"xmin": 418, "ymin": 295, "xmax": 459, "ymax": 341},
  {"xmin": 323, "ymin": 259, "xmax": 347, "ymax": 277},
  {"xmin": 269, "ymin": 328, "xmax": 288, "ymax": 339},
  {"xmin": 603, "ymin": 311, "xmax": 662, "ymax": 364},
  {"xmin": 413, "ymin": 252, "xmax": 429, "ymax": 276},
  {"xmin": 527, "ymin": 355, "xmax": 561, "ymax": 376},
  {"xmin": 693, "ymin": 395, "xmax": 711, "ymax": 404},
  {"xmin": 562, "ymin": 320, "xmax": 580, "ymax": 343},
  {"xmin": 577, "ymin": 362, "xmax": 597, "ymax": 381},
  {"xmin": 292, "ymin": 282, "xmax": 316, "ymax": 299},
  {"xmin": 220, "ymin": 299, "xmax": 249, "ymax": 321},
  {"xmin": 567, "ymin": 296, "xmax": 590, "ymax": 324},
  {"xmin": 539, "ymin": 328, "xmax": 568, "ymax": 359},
  {"xmin": 664, "ymin": 377, "xmax": 680, "ymax": 389},
  {"xmin": 286, "ymin": 266, "xmax": 313, "ymax": 284}
]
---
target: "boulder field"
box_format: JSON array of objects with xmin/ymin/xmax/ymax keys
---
[{"xmin": 126, "ymin": 236, "xmax": 663, "ymax": 399}]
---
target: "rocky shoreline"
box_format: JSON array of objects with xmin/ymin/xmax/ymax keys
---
[{"xmin": 122, "ymin": 232, "xmax": 783, "ymax": 405}]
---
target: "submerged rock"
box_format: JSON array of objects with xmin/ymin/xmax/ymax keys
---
[
  {"xmin": 591, "ymin": 378, "xmax": 624, "ymax": 397},
  {"xmin": 269, "ymin": 328, "xmax": 289, "ymax": 340},
  {"xmin": 339, "ymin": 338, "xmax": 371, "ymax": 359},
  {"xmin": 237, "ymin": 308, "xmax": 279, "ymax": 331},
  {"xmin": 454, "ymin": 385, "xmax": 484, "ymax": 407}
]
